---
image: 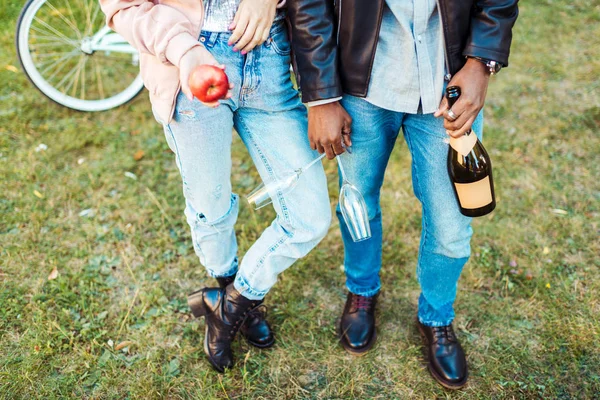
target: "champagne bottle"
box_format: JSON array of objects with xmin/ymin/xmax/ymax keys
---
[{"xmin": 446, "ymin": 86, "xmax": 496, "ymax": 217}]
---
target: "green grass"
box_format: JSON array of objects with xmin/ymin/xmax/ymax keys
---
[{"xmin": 1, "ymin": 0, "xmax": 599, "ymax": 398}]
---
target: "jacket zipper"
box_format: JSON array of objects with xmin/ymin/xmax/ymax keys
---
[
  {"xmin": 336, "ymin": 0, "xmax": 342, "ymax": 43},
  {"xmin": 436, "ymin": 0, "xmax": 452, "ymax": 81}
]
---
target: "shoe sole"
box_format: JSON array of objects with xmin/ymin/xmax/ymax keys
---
[
  {"xmin": 417, "ymin": 323, "xmax": 468, "ymax": 390},
  {"xmin": 244, "ymin": 335, "xmax": 275, "ymax": 349}
]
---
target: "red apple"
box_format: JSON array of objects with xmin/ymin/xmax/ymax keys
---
[{"xmin": 188, "ymin": 65, "xmax": 229, "ymax": 103}]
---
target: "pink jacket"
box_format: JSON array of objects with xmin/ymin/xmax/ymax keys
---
[
  {"xmin": 100, "ymin": 0, "xmax": 205, "ymax": 123},
  {"xmin": 100, "ymin": 0, "xmax": 286, "ymax": 123}
]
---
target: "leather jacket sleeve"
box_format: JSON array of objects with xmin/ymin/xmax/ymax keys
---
[
  {"xmin": 287, "ymin": 0, "xmax": 343, "ymax": 102},
  {"xmin": 463, "ymin": 0, "xmax": 519, "ymax": 67}
]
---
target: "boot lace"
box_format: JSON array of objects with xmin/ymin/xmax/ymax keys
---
[
  {"xmin": 432, "ymin": 325, "xmax": 457, "ymax": 344},
  {"xmin": 246, "ymin": 304, "xmax": 267, "ymax": 323},
  {"xmin": 349, "ymin": 294, "xmax": 374, "ymax": 312},
  {"xmin": 228, "ymin": 302, "xmax": 259, "ymax": 340}
]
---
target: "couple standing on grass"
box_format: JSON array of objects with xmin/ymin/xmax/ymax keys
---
[{"xmin": 100, "ymin": 0, "xmax": 518, "ymax": 389}]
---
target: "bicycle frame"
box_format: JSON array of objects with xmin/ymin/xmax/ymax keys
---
[{"xmin": 81, "ymin": 25, "xmax": 137, "ymax": 55}]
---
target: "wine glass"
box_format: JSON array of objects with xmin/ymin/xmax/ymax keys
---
[
  {"xmin": 246, "ymin": 153, "xmax": 326, "ymax": 210},
  {"xmin": 337, "ymin": 156, "xmax": 371, "ymax": 242}
]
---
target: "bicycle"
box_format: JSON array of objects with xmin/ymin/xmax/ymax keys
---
[{"xmin": 16, "ymin": 0, "xmax": 144, "ymax": 111}]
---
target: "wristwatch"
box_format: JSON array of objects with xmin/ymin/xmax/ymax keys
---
[{"xmin": 469, "ymin": 57, "xmax": 503, "ymax": 76}]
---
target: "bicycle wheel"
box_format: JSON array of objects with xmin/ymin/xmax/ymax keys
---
[{"xmin": 16, "ymin": 0, "xmax": 144, "ymax": 112}]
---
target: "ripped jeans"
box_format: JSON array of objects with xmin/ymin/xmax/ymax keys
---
[{"xmin": 161, "ymin": 23, "xmax": 331, "ymax": 300}]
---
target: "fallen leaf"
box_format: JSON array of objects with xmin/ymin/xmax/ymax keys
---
[
  {"xmin": 133, "ymin": 150, "xmax": 145, "ymax": 161},
  {"xmin": 5, "ymin": 65, "xmax": 18, "ymax": 73},
  {"xmin": 551, "ymin": 208, "xmax": 568, "ymax": 215},
  {"xmin": 542, "ymin": 247, "xmax": 550, "ymax": 255},
  {"xmin": 33, "ymin": 190, "xmax": 44, "ymax": 199},
  {"xmin": 48, "ymin": 266, "xmax": 59, "ymax": 280},
  {"xmin": 525, "ymin": 272, "xmax": 533, "ymax": 280},
  {"xmin": 78, "ymin": 208, "xmax": 95, "ymax": 218},
  {"xmin": 124, "ymin": 171, "xmax": 137, "ymax": 180},
  {"xmin": 115, "ymin": 341, "xmax": 133, "ymax": 351}
]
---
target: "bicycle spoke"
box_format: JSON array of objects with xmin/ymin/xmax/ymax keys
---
[
  {"xmin": 45, "ymin": 54, "xmax": 80, "ymax": 83},
  {"xmin": 30, "ymin": 28, "xmax": 79, "ymax": 47},
  {"xmin": 32, "ymin": 18, "xmax": 79, "ymax": 46},
  {"xmin": 38, "ymin": 50, "xmax": 79, "ymax": 74},
  {"xmin": 44, "ymin": 1, "xmax": 82, "ymax": 40},
  {"xmin": 80, "ymin": 57, "xmax": 87, "ymax": 100},
  {"xmin": 63, "ymin": 0, "xmax": 82, "ymax": 34},
  {"xmin": 30, "ymin": 41, "xmax": 73, "ymax": 49},
  {"xmin": 68, "ymin": 56, "xmax": 86, "ymax": 97},
  {"xmin": 93, "ymin": 56, "xmax": 105, "ymax": 100},
  {"xmin": 58, "ymin": 55, "xmax": 84, "ymax": 94},
  {"xmin": 54, "ymin": 61, "xmax": 80, "ymax": 92},
  {"xmin": 88, "ymin": 3, "xmax": 102, "ymax": 35},
  {"xmin": 33, "ymin": 51, "xmax": 81, "ymax": 59}
]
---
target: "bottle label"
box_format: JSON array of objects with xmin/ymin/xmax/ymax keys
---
[
  {"xmin": 449, "ymin": 133, "xmax": 478, "ymax": 157},
  {"xmin": 454, "ymin": 176, "xmax": 493, "ymax": 209}
]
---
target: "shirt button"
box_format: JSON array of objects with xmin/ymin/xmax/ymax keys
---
[{"xmin": 200, "ymin": 37, "xmax": 206, "ymax": 43}]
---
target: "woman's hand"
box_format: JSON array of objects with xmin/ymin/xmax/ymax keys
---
[
  {"xmin": 228, "ymin": 0, "xmax": 279, "ymax": 54},
  {"xmin": 179, "ymin": 46, "xmax": 234, "ymax": 107}
]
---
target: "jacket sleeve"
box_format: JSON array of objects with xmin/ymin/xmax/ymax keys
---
[
  {"xmin": 463, "ymin": 0, "xmax": 519, "ymax": 67},
  {"xmin": 287, "ymin": 0, "xmax": 342, "ymax": 102},
  {"xmin": 99, "ymin": 0, "xmax": 203, "ymax": 68}
]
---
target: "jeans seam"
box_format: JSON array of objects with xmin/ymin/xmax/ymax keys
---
[
  {"xmin": 404, "ymin": 130, "xmax": 428, "ymax": 282},
  {"xmin": 165, "ymin": 124, "xmax": 191, "ymax": 200},
  {"xmin": 237, "ymin": 116, "xmax": 292, "ymax": 224},
  {"xmin": 249, "ymin": 228, "xmax": 294, "ymax": 282}
]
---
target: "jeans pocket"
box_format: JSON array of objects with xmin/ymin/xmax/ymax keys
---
[{"xmin": 266, "ymin": 23, "xmax": 291, "ymax": 56}]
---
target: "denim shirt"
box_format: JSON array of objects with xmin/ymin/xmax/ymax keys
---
[{"xmin": 365, "ymin": 0, "xmax": 446, "ymax": 114}]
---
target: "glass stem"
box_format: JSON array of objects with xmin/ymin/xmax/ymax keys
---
[
  {"xmin": 301, "ymin": 152, "xmax": 326, "ymax": 174},
  {"xmin": 336, "ymin": 156, "xmax": 348, "ymax": 183}
]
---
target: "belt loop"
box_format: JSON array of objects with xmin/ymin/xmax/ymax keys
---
[{"xmin": 207, "ymin": 31, "xmax": 219, "ymax": 47}]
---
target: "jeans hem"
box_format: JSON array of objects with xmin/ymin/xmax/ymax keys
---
[
  {"xmin": 233, "ymin": 274, "xmax": 268, "ymax": 301},
  {"xmin": 418, "ymin": 316, "xmax": 454, "ymax": 327},
  {"xmin": 206, "ymin": 258, "xmax": 239, "ymax": 279},
  {"xmin": 346, "ymin": 283, "xmax": 381, "ymax": 298}
]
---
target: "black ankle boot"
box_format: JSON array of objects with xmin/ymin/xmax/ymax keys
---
[
  {"xmin": 339, "ymin": 292, "xmax": 378, "ymax": 355},
  {"xmin": 188, "ymin": 284, "xmax": 261, "ymax": 372},
  {"xmin": 216, "ymin": 276, "xmax": 274, "ymax": 348},
  {"xmin": 418, "ymin": 321, "xmax": 468, "ymax": 389}
]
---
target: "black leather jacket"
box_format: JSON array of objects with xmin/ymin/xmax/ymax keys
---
[{"xmin": 287, "ymin": 0, "xmax": 519, "ymax": 102}]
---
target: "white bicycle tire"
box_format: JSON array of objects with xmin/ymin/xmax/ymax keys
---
[{"xmin": 16, "ymin": 0, "xmax": 144, "ymax": 112}]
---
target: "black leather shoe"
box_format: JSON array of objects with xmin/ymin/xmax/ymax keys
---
[
  {"xmin": 188, "ymin": 284, "xmax": 261, "ymax": 373},
  {"xmin": 418, "ymin": 321, "xmax": 468, "ymax": 389},
  {"xmin": 339, "ymin": 292, "xmax": 377, "ymax": 355},
  {"xmin": 216, "ymin": 276, "xmax": 274, "ymax": 348}
]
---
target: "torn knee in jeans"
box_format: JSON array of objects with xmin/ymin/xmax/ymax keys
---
[{"xmin": 191, "ymin": 194, "xmax": 239, "ymax": 228}]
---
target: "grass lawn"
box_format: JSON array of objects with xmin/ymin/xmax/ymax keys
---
[{"xmin": 1, "ymin": 0, "xmax": 599, "ymax": 398}]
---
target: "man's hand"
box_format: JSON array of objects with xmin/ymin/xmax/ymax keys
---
[
  {"xmin": 228, "ymin": 0, "xmax": 279, "ymax": 54},
  {"xmin": 308, "ymin": 101, "xmax": 352, "ymax": 159},
  {"xmin": 179, "ymin": 46, "xmax": 234, "ymax": 107},
  {"xmin": 434, "ymin": 58, "xmax": 490, "ymax": 138}
]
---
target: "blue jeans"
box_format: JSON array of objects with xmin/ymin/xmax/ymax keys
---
[
  {"xmin": 162, "ymin": 22, "xmax": 331, "ymax": 300},
  {"xmin": 338, "ymin": 95, "xmax": 483, "ymax": 326}
]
